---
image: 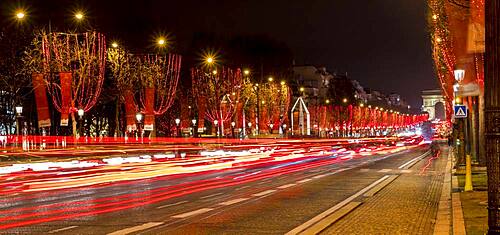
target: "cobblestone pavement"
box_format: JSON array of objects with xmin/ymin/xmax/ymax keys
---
[{"xmin": 321, "ymin": 145, "xmax": 449, "ymax": 235}]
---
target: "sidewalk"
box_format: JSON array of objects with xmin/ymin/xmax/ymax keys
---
[{"xmin": 315, "ymin": 144, "xmax": 450, "ymax": 234}]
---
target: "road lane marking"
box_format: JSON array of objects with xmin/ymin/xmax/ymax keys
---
[
  {"xmin": 235, "ymin": 185, "xmax": 250, "ymax": 191},
  {"xmin": 252, "ymin": 189, "xmax": 276, "ymax": 197},
  {"xmin": 107, "ymin": 222, "xmax": 163, "ymax": 235},
  {"xmin": 277, "ymin": 183, "xmax": 297, "ymax": 189},
  {"xmin": 171, "ymin": 208, "xmax": 214, "ymax": 218},
  {"xmin": 312, "ymin": 174, "xmax": 327, "ymax": 179},
  {"xmin": 297, "ymin": 178, "xmax": 312, "ymax": 183},
  {"xmin": 378, "ymin": 169, "xmax": 392, "ymax": 173},
  {"xmin": 286, "ymin": 175, "xmax": 391, "ymax": 235},
  {"xmin": 156, "ymin": 200, "xmax": 188, "ymax": 209},
  {"xmin": 398, "ymin": 150, "xmax": 431, "ymax": 169},
  {"xmin": 218, "ymin": 198, "xmax": 250, "ymax": 206},
  {"xmin": 48, "ymin": 226, "xmax": 78, "ymax": 234},
  {"xmin": 401, "ymin": 169, "xmax": 413, "ymax": 174},
  {"xmin": 201, "ymin": 192, "xmax": 223, "ymax": 199}
]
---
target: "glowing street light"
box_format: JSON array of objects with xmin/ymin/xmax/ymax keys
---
[
  {"xmin": 111, "ymin": 42, "xmax": 119, "ymax": 48},
  {"xmin": 157, "ymin": 37, "xmax": 166, "ymax": 46},
  {"xmin": 75, "ymin": 12, "xmax": 84, "ymax": 20},
  {"xmin": 268, "ymin": 77, "xmax": 273, "ymax": 82},
  {"xmin": 16, "ymin": 11, "xmax": 25, "ymax": 19},
  {"xmin": 454, "ymin": 69, "xmax": 465, "ymax": 83},
  {"xmin": 299, "ymin": 87, "xmax": 305, "ymax": 92},
  {"xmin": 342, "ymin": 98, "xmax": 348, "ymax": 103},
  {"xmin": 325, "ymin": 99, "xmax": 330, "ymax": 104},
  {"xmin": 206, "ymin": 57, "xmax": 214, "ymax": 64},
  {"xmin": 280, "ymin": 80, "xmax": 286, "ymax": 85},
  {"xmin": 244, "ymin": 69, "xmax": 250, "ymax": 75},
  {"xmin": 212, "ymin": 70, "xmax": 217, "ymax": 75}
]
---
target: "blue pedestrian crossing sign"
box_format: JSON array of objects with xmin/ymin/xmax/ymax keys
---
[{"xmin": 454, "ymin": 105, "xmax": 467, "ymax": 118}]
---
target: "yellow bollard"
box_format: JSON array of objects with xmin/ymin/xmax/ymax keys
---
[{"xmin": 464, "ymin": 154, "xmax": 473, "ymax": 191}]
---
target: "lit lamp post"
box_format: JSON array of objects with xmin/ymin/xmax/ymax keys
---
[
  {"xmin": 192, "ymin": 119, "xmax": 197, "ymax": 137},
  {"xmin": 454, "ymin": 69, "xmax": 473, "ymax": 192},
  {"xmin": 269, "ymin": 123, "xmax": 274, "ymax": 134},
  {"xmin": 136, "ymin": 112, "xmax": 143, "ymax": 141},
  {"xmin": 214, "ymin": 120, "xmax": 219, "ymax": 137},
  {"xmin": 282, "ymin": 123, "xmax": 287, "ymax": 137},
  {"xmin": 175, "ymin": 118, "xmax": 181, "ymax": 137},
  {"xmin": 248, "ymin": 122, "xmax": 252, "ymax": 136},
  {"xmin": 15, "ymin": 106, "xmax": 23, "ymax": 146},
  {"xmin": 231, "ymin": 121, "xmax": 236, "ymax": 138},
  {"xmin": 78, "ymin": 108, "xmax": 84, "ymax": 138}
]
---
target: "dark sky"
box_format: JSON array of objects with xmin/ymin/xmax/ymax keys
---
[{"xmin": 7, "ymin": 0, "xmax": 438, "ymax": 107}]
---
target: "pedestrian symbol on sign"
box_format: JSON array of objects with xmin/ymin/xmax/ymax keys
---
[{"xmin": 454, "ymin": 105, "xmax": 467, "ymax": 118}]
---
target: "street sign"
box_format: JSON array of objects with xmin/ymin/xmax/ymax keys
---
[{"xmin": 454, "ymin": 105, "xmax": 467, "ymax": 118}]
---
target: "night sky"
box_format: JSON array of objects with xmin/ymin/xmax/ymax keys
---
[{"xmin": 5, "ymin": 0, "xmax": 438, "ymax": 107}]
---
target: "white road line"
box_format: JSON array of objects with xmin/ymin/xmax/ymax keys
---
[
  {"xmin": 400, "ymin": 169, "xmax": 413, "ymax": 174},
  {"xmin": 378, "ymin": 169, "xmax": 392, "ymax": 173},
  {"xmin": 107, "ymin": 222, "xmax": 164, "ymax": 235},
  {"xmin": 171, "ymin": 208, "xmax": 214, "ymax": 219},
  {"xmin": 277, "ymin": 183, "xmax": 297, "ymax": 189},
  {"xmin": 48, "ymin": 226, "xmax": 78, "ymax": 234},
  {"xmin": 200, "ymin": 192, "xmax": 223, "ymax": 199},
  {"xmin": 398, "ymin": 150, "xmax": 431, "ymax": 169},
  {"xmin": 252, "ymin": 189, "xmax": 276, "ymax": 197},
  {"xmin": 156, "ymin": 200, "xmax": 188, "ymax": 209},
  {"xmin": 286, "ymin": 175, "xmax": 391, "ymax": 235},
  {"xmin": 235, "ymin": 185, "xmax": 250, "ymax": 191},
  {"xmin": 312, "ymin": 174, "xmax": 327, "ymax": 179},
  {"xmin": 257, "ymin": 180, "xmax": 272, "ymax": 185},
  {"xmin": 359, "ymin": 169, "xmax": 370, "ymax": 172},
  {"xmin": 297, "ymin": 178, "xmax": 312, "ymax": 183},
  {"xmin": 218, "ymin": 198, "xmax": 250, "ymax": 206}
]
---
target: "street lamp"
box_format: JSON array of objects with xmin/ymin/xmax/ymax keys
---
[
  {"xmin": 74, "ymin": 12, "xmax": 84, "ymax": 20},
  {"xmin": 15, "ymin": 106, "xmax": 23, "ymax": 145},
  {"xmin": 248, "ymin": 122, "xmax": 252, "ymax": 136},
  {"xmin": 192, "ymin": 119, "xmax": 197, "ymax": 137},
  {"xmin": 282, "ymin": 123, "xmax": 287, "ymax": 137},
  {"xmin": 214, "ymin": 120, "xmax": 219, "ymax": 137},
  {"xmin": 15, "ymin": 11, "xmax": 25, "ymax": 20},
  {"xmin": 454, "ymin": 69, "xmax": 465, "ymax": 83},
  {"xmin": 175, "ymin": 118, "xmax": 181, "ymax": 137},
  {"xmin": 269, "ymin": 123, "xmax": 274, "ymax": 134},
  {"xmin": 268, "ymin": 77, "xmax": 273, "ymax": 82},
  {"xmin": 111, "ymin": 42, "xmax": 119, "ymax": 48},
  {"xmin": 206, "ymin": 57, "xmax": 214, "ymax": 64},
  {"xmin": 78, "ymin": 108, "xmax": 84, "ymax": 137},
  {"xmin": 231, "ymin": 121, "xmax": 236, "ymax": 138},
  {"xmin": 136, "ymin": 112, "xmax": 143, "ymax": 140},
  {"xmin": 244, "ymin": 69, "xmax": 250, "ymax": 76},
  {"xmin": 157, "ymin": 37, "xmax": 166, "ymax": 46}
]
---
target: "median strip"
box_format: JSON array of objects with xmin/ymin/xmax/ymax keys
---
[
  {"xmin": 363, "ymin": 175, "xmax": 398, "ymax": 197},
  {"xmin": 286, "ymin": 175, "xmax": 390, "ymax": 235}
]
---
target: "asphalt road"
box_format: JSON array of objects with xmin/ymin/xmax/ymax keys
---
[{"xmin": 0, "ymin": 140, "xmax": 429, "ymax": 234}]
